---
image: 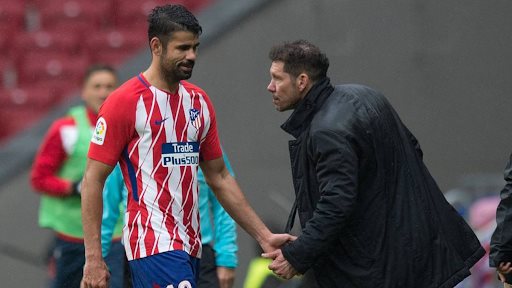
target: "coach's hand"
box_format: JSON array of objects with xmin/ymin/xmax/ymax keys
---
[
  {"xmin": 498, "ymin": 262, "xmax": 512, "ymax": 283},
  {"xmin": 81, "ymin": 258, "xmax": 110, "ymax": 288},
  {"xmin": 263, "ymin": 249, "xmax": 298, "ymax": 280}
]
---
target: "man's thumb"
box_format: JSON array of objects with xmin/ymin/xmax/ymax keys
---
[{"xmin": 261, "ymin": 250, "xmax": 279, "ymax": 259}]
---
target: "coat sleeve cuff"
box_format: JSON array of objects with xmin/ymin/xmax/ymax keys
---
[
  {"xmin": 215, "ymin": 253, "xmax": 238, "ymax": 268},
  {"xmin": 282, "ymin": 242, "xmax": 310, "ymax": 274}
]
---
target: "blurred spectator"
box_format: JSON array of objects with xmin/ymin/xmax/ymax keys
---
[
  {"xmin": 490, "ymin": 154, "xmax": 512, "ymax": 286},
  {"xmin": 456, "ymin": 196, "xmax": 501, "ymax": 288},
  {"xmin": 29, "ymin": 64, "xmax": 125, "ymax": 288}
]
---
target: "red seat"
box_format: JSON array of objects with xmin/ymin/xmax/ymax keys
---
[
  {"xmin": 0, "ymin": 28, "xmax": 15, "ymax": 57},
  {"xmin": 0, "ymin": 62, "xmax": 17, "ymax": 91},
  {"xmin": 13, "ymin": 30, "xmax": 81, "ymax": 56},
  {"xmin": 37, "ymin": 0, "xmax": 115, "ymax": 31},
  {"xmin": 17, "ymin": 52, "xmax": 89, "ymax": 91},
  {"xmin": 0, "ymin": 104, "xmax": 48, "ymax": 142},
  {"xmin": 0, "ymin": 85, "xmax": 59, "ymax": 109},
  {"xmin": 0, "ymin": 85, "xmax": 69, "ymax": 141},
  {"xmin": 85, "ymin": 29, "xmax": 145, "ymax": 66},
  {"xmin": 0, "ymin": 1, "xmax": 25, "ymax": 34}
]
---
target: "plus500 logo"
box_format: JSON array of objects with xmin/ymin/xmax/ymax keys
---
[{"xmin": 161, "ymin": 142, "xmax": 199, "ymax": 167}]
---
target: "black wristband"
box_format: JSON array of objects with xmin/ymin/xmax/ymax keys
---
[{"xmin": 71, "ymin": 180, "xmax": 81, "ymax": 195}]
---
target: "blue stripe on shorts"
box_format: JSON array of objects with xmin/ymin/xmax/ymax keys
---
[{"xmin": 128, "ymin": 250, "xmax": 200, "ymax": 288}]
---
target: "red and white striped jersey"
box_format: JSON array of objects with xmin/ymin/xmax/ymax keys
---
[{"xmin": 88, "ymin": 74, "xmax": 222, "ymax": 260}]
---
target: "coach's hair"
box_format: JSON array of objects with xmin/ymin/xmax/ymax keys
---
[
  {"xmin": 83, "ymin": 64, "xmax": 117, "ymax": 84},
  {"xmin": 268, "ymin": 40, "xmax": 329, "ymax": 82},
  {"xmin": 147, "ymin": 4, "xmax": 202, "ymax": 49}
]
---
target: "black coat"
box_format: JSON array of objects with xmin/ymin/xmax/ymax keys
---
[
  {"xmin": 490, "ymin": 154, "xmax": 512, "ymax": 269},
  {"xmin": 280, "ymin": 78, "xmax": 484, "ymax": 288}
]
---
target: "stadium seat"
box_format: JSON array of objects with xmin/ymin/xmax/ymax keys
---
[
  {"xmin": 85, "ymin": 28, "xmax": 146, "ymax": 66},
  {"xmin": 0, "ymin": 1, "xmax": 25, "ymax": 35},
  {"xmin": 17, "ymin": 52, "xmax": 89, "ymax": 95},
  {"xmin": 0, "ymin": 84, "xmax": 75, "ymax": 140},
  {"xmin": 0, "ymin": 28, "xmax": 14, "ymax": 57},
  {"xmin": 13, "ymin": 30, "xmax": 81, "ymax": 56},
  {"xmin": 0, "ymin": 85, "xmax": 61, "ymax": 114},
  {"xmin": 0, "ymin": 104, "xmax": 48, "ymax": 141},
  {"xmin": 37, "ymin": 0, "xmax": 115, "ymax": 31},
  {"xmin": 0, "ymin": 56, "xmax": 17, "ymax": 90}
]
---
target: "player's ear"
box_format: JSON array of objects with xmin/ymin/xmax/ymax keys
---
[{"xmin": 150, "ymin": 37, "xmax": 163, "ymax": 56}]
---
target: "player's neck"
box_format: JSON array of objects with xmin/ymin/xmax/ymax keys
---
[{"xmin": 142, "ymin": 68, "xmax": 179, "ymax": 94}]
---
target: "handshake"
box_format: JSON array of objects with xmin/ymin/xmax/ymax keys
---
[{"xmin": 261, "ymin": 234, "xmax": 300, "ymax": 280}]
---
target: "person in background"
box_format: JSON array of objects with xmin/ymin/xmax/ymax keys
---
[
  {"xmin": 456, "ymin": 196, "xmax": 501, "ymax": 288},
  {"xmin": 262, "ymin": 40, "xmax": 484, "ymax": 287},
  {"xmin": 30, "ymin": 64, "xmax": 126, "ymax": 288},
  {"xmin": 490, "ymin": 153, "xmax": 512, "ymax": 288},
  {"xmin": 197, "ymin": 152, "xmax": 238, "ymax": 288},
  {"xmin": 100, "ymin": 164, "xmax": 131, "ymax": 288}
]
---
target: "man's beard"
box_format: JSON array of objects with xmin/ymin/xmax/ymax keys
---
[{"xmin": 160, "ymin": 57, "xmax": 194, "ymax": 83}]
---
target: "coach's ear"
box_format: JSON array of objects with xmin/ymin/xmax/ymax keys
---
[
  {"xmin": 149, "ymin": 37, "xmax": 163, "ymax": 56},
  {"xmin": 296, "ymin": 73, "xmax": 310, "ymax": 92}
]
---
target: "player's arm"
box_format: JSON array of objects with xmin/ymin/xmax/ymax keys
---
[
  {"xmin": 30, "ymin": 120, "xmax": 76, "ymax": 197},
  {"xmin": 210, "ymin": 154, "xmax": 238, "ymax": 269},
  {"xmin": 200, "ymin": 157, "xmax": 295, "ymax": 253},
  {"xmin": 81, "ymin": 158, "xmax": 115, "ymax": 288},
  {"xmin": 208, "ymin": 158, "xmax": 237, "ymax": 288}
]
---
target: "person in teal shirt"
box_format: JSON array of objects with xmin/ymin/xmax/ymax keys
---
[
  {"xmin": 197, "ymin": 153, "xmax": 238, "ymax": 288},
  {"xmin": 100, "ymin": 164, "xmax": 127, "ymax": 258},
  {"xmin": 101, "ymin": 153, "xmax": 238, "ymax": 288}
]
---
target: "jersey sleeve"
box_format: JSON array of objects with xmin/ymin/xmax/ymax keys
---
[
  {"xmin": 199, "ymin": 93, "xmax": 222, "ymax": 161},
  {"xmin": 30, "ymin": 117, "xmax": 74, "ymax": 196},
  {"xmin": 88, "ymin": 90, "xmax": 135, "ymax": 166}
]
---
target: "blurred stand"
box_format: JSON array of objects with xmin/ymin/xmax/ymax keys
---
[{"xmin": 447, "ymin": 174, "xmax": 504, "ymax": 288}]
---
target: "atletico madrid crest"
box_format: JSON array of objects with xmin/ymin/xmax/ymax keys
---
[{"xmin": 189, "ymin": 108, "xmax": 201, "ymax": 129}]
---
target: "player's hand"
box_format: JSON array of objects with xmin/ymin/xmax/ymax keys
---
[
  {"xmin": 216, "ymin": 266, "xmax": 235, "ymax": 288},
  {"xmin": 81, "ymin": 258, "xmax": 110, "ymax": 288},
  {"xmin": 260, "ymin": 233, "xmax": 297, "ymax": 253},
  {"xmin": 262, "ymin": 249, "xmax": 298, "ymax": 280}
]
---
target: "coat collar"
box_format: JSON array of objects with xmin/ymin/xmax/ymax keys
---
[{"xmin": 281, "ymin": 77, "xmax": 334, "ymax": 138}]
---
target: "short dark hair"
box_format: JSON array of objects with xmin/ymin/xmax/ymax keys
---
[
  {"xmin": 268, "ymin": 40, "xmax": 329, "ymax": 82},
  {"xmin": 83, "ymin": 64, "xmax": 116, "ymax": 84},
  {"xmin": 147, "ymin": 4, "xmax": 202, "ymax": 48}
]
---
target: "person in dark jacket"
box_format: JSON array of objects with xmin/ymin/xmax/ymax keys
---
[
  {"xmin": 490, "ymin": 153, "xmax": 512, "ymax": 286},
  {"xmin": 261, "ymin": 40, "xmax": 485, "ymax": 288}
]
